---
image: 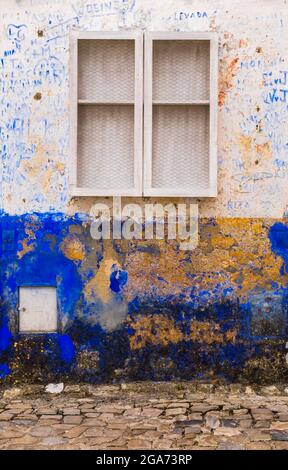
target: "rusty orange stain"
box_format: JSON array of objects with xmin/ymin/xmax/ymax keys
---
[
  {"xmin": 17, "ymin": 218, "xmax": 41, "ymax": 259},
  {"xmin": 218, "ymin": 57, "xmax": 239, "ymax": 107}
]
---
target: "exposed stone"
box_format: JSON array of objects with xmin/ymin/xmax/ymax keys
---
[
  {"xmin": 254, "ymin": 421, "xmax": 271, "ymax": 429},
  {"xmin": 217, "ymin": 442, "xmax": 245, "ymax": 450},
  {"xmin": 36, "ymin": 408, "xmax": 58, "ymax": 415},
  {"xmin": 167, "ymin": 402, "xmax": 190, "ymax": 409},
  {"xmin": 239, "ymin": 419, "xmax": 253, "ymax": 429},
  {"xmin": 62, "ymin": 408, "xmax": 80, "ymax": 416},
  {"xmin": 271, "ymin": 431, "xmax": 288, "ymax": 441},
  {"xmin": 63, "ymin": 416, "xmax": 83, "ymax": 425},
  {"xmin": 123, "ymin": 409, "xmax": 141, "ymax": 417},
  {"xmin": 39, "ymin": 415, "xmax": 62, "ymax": 421},
  {"xmin": 214, "ymin": 427, "xmax": 241, "ymax": 437},
  {"xmin": 206, "ymin": 415, "xmax": 220, "ymax": 430},
  {"xmin": 0, "ymin": 430, "xmax": 24, "ymax": 439},
  {"xmin": 191, "ymin": 405, "xmax": 219, "ymax": 413},
  {"xmin": 196, "ymin": 435, "xmax": 218, "ymax": 447},
  {"xmin": 251, "ymin": 408, "xmax": 274, "ymax": 420},
  {"xmin": 271, "ymin": 421, "xmax": 288, "ymax": 431},
  {"xmin": 184, "ymin": 426, "xmax": 201, "ymax": 435},
  {"xmin": 65, "ymin": 426, "xmax": 88, "ymax": 439},
  {"xmin": 128, "ymin": 439, "xmax": 152, "ymax": 449},
  {"xmin": 166, "ymin": 408, "xmax": 188, "ymax": 416},
  {"xmin": 246, "ymin": 442, "xmax": 272, "ymax": 450},
  {"xmin": 1, "ymin": 383, "xmax": 288, "ymax": 450},
  {"xmin": 221, "ymin": 419, "xmax": 239, "ymax": 428},
  {"xmin": 140, "ymin": 408, "xmax": 163, "ymax": 418},
  {"xmin": 0, "ymin": 413, "xmax": 13, "ymax": 421},
  {"xmin": 273, "ymin": 442, "xmax": 288, "ymax": 450},
  {"xmin": 245, "ymin": 430, "xmax": 272, "ymax": 441},
  {"xmin": 41, "ymin": 437, "xmax": 68, "ymax": 446},
  {"xmin": 29, "ymin": 426, "xmax": 54, "ymax": 437},
  {"xmin": 233, "ymin": 409, "xmax": 249, "ymax": 416}
]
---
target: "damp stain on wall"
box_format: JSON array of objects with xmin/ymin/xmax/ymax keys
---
[{"xmin": 0, "ymin": 212, "xmax": 288, "ymax": 383}]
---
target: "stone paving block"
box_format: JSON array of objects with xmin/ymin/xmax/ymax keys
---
[
  {"xmin": 62, "ymin": 408, "xmax": 81, "ymax": 416},
  {"xmin": 214, "ymin": 427, "xmax": 242, "ymax": 437},
  {"xmin": 245, "ymin": 430, "xmax": 272, "ymax": 441},
  {"xmin": 273, "ymin": 442, "xmax": 288, "ymax": 450},
  {"xmin": 165, "ymin": 408, "xmax": 187, "ymax": 416},
  {"xmin": 39, "ymin": 414, "xmax": 62, "ymax": 421},
  {"xmin": 29, "ymin": 426, "xmax": 54, "ymax": 437},
  {"xmin": 36, "ymin": 408, "xmax": 58, "ymax": 415},
  {"xmin": 64, "ymin": 426, "xmax": 88, "ymax": 439},
  {"xmin": 0, "ymin": 414, "xmax": 14, "ymax": 421},
  {"xmin": 270, "ymin": 421, "xmax": 288, "ymax": 431},
  {"xmin": 217, "ymin": 442, "xmax": 246, "ymax": 450},
  {"xmin": 271, "ymin": 431, "xmax": 288, "ymax": 441},
  {"xmin": 278, "ymin": 413, "xmax": 288, "ymax": 421},
  {"xmin": 127, "ymin": 438, "xmax": 152, "ymax": 449},
  {"xmin": 140, "ymin": 408, "xmax": 163, "ymax": 418},
  {"xmin": 63, "ymin": 416, "xmax": 83, "ymax": 425},
  {"xmin": 2, "ymin": 383, "xmax": 288, "ymax": 450}
]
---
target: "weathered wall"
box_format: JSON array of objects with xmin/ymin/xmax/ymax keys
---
[{"xmin": 1, "ymin": 0, "xmax": 288, "ymax": 383}]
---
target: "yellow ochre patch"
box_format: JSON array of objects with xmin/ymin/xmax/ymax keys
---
[
  {"xmin": 60, "ymin": 234, "xmax": 85, "ymax": 261},
  {"xmin": 128, "ymin": 316, "xmax": 237, "ymax": 350},
  {"xmin": 84, "ymin": 241, "xmax": 120, "ymax": 304}
]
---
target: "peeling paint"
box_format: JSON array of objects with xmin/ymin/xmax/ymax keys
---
[{"xmin": 1, "ymin": 1, "xmax": 288, "ymax": 383}]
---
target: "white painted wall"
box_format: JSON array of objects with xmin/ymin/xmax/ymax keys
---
[{"xmin": 0, "ymin": 0, "xmax": 287, "ymax": 218}]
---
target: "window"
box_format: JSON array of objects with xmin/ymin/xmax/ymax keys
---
[
  {"xmin": 70, "ymin": 31, "xmax": 218, "ymax": 197},
  {"xmin": 70, "ymin": 32, "xmax": 143, "ymax": 197}
]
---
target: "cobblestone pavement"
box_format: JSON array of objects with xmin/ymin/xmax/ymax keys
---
[{"xmin": 1, "ymin": 383, "xmax": 288, "ymax": 450}]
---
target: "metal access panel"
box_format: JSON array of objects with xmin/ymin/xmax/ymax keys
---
[{"xmin": 19, "ymin": 286, "xmax": 57, "ymax": 333}]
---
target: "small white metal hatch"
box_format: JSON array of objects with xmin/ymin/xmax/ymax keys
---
[{"xmin": 18, "ymin": 286, "xmax": 57, "ymax": 333}]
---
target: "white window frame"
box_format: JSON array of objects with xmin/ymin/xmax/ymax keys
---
[
  {"xmin": 69, "ymin": 31, "xmax": 143, "ymax": 197},
  {"xmin": 70, "ymin": 31, "xmax": 218, "ymax": 198},
  {"xmin": 144, "ymin": 31, "xmax": 218, "ymax": 197}
]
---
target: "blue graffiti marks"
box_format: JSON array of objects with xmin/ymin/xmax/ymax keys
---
[
  {"xmin": 73, "ymin": 0, "xmax": 136, "ymax": 17},
  {"xmin": 109, "ymin": 264, "xmax": 128, "ymax": 293},
  {"xmin": 0, "ymin": 363, "xmax": 10, "ymax": 379},
  {"xmin": 45, "ymin": 17, "xmax": 79, "ymax": 43},
  {"xmin": 6, "ymin": 24, "xmax": 27, "ymax": 43},
  {"xmin": 34, "ymin": 56, "xmax": 65, "ymax": 84},
  {"xmin": 263, "ymin": 71, "xmax": 288, "ymax": 104},
  {"xmin": 56, "ymin": 334, "xmax": 75, "ymax": 364},
  {"xmin": 173, "ymin": 11, "xmax": 208, "ymax": 21}
]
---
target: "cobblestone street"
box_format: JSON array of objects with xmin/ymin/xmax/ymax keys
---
[{"xmin": 0, "ymin": 383, "xmax": 288, "ymax": 450}]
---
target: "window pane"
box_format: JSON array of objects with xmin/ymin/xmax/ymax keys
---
[
  {"xmin": 77, "ymin": 104, "xmax": 134, "ymax": 189},
  {"xmin": 152, "ymin": 105, "xmax": 209, "ymax": 191},
  {"xmin": 153, "ymin": 40, "xmax": 210, "ymax": 102},
  {"xmin": 78, "ymin": 39, "xmax": 135, "ymax": 102}
]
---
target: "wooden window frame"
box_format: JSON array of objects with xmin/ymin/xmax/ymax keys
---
[
  {"xmin": 69, "ymin": 31, "xmax": 143, "ymax": 197},
  {"xmin": 143, "ymin": 31, "xmax": 218, "ymax": 198}
]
